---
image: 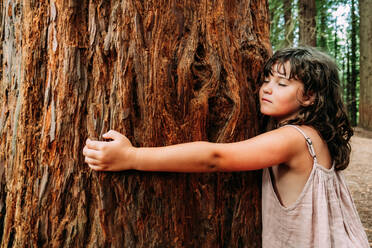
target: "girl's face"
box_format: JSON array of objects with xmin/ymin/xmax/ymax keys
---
[{"xmin": 259, "ymin": 62, "xmax": 310, "ymax": 123}]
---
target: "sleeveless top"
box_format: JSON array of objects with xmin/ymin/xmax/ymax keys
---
[{"xmin": 262, "ymin": 125, "xmax": 369, "ymax": 248}]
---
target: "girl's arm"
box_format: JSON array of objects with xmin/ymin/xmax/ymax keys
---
[{"xmin": 83, "ymin": 127, "xmax": 301, "ymax": 172}]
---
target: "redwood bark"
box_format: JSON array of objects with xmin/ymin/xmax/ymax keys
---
[
  {"xmin": 0, "ymin": 1, "xmax": 271, "ymax": 247},
  {"xmin": 298, "ymin": 0, "xmax": 317, "ymax": 46}
]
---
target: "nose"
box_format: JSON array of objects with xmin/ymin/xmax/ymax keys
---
[{"xmin": 261, "ymin": 82, "xmax": 272, "ymax": 94}]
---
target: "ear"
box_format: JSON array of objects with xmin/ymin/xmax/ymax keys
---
[{"xmin": 301, "ymin": 91, "xmax": 315, "ymax": 107}]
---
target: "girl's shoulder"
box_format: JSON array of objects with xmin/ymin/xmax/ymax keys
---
[{"xmin": 279, "ymin": 125, "xmax": 332, "ymax": 170}]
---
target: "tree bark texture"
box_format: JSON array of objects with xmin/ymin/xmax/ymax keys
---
[
  {"xmin": 0, "ymin": 1, "xmax": 271, "ymax": 247},
  {"xmin": 359, "ymin": 0, "xmax": 372, "ymax": 130},
  {"xmin": 298, "ymin": 0, "xmax": 316, "ymax": 46},
  {"xmin": 283, "ymin": 0, "xmax": 294, "ymax": 47},
  {"xmin": 349, "ymin": 0, "xmax": 357, "ymax": 126}
]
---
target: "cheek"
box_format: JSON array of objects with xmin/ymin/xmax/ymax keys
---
[
  {"xmin": 258, "ymin": 86, "xmax": 264, "ymax": 97},
  {"xmin": 279, "ymin": 97, "xmax": 297, "ymax": 110}
]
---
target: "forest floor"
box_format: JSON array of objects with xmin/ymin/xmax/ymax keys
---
[{"xmin": 343, "ymin": 127, "xmax": 372, "ymax": 246}]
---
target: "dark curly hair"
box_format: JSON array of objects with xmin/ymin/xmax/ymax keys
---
[{"xmin": 261, "ymin": 47, "xmax": 353, "ymax": 170}]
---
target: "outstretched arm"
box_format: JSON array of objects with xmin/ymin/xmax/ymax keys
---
[
  {"xmin": 83, "ymin": 127, "xmax": 300, "ymax": 172},
  {"xmin": 83, "ymin": 130, "xmax": 224, "ymax": 172}
]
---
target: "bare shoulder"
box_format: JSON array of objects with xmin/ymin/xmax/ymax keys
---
[
  {"xmin": 252, "ymin": 126, "xmax": 312, "ymax": 163},
  {"xmin": 279, "ymin": 125, "xmax": 325, "ymax": 147},
  {"xmin": 264, "ymin": 125, "xmax": 309, "ymax": 147},
  {"xmin": 281, "ymin": 125, "xmax": 332, "ymax": 169},
  {"xmin": 269, "ymin": 125, "xmax": 311, "ymax": 156}
]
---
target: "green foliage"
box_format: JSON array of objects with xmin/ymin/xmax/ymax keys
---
[
  {"xmin": 269, "ymin": 0, "xmax": 297, "ymax": 50},
  {"xmin": 269, "ymin": 0, "xmax": 285, "ymax": 50}
]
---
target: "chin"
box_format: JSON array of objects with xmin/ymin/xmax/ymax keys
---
[{"xmin": 259, "ymin": 108, "xmax": 272, "ymax": 116}]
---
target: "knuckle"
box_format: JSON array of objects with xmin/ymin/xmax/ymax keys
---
[
  {"xmin": 99, "ymin": 143, "xmax": 105, "ymax": 151},
  {"xmin": 83, "ymin": 147, "xmax": 89, "ymax": 155},
  {"xmin": 89, "ymin": 164, "xmax": 100, "ymax": 171},
  {"xmin": 99, "ymin": 149, "xmax": 108, "ymax": 160},
  {"xmin": 96, "ymin": 153, "xmax": 104, "ymax": 161}
]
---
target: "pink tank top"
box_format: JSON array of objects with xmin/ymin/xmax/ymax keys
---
[{"xmin": 262, "ymin": 125, "xmax": 369, "ymax": 248}]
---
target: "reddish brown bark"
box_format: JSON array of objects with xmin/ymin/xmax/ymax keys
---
[{"xmin": 0, "ymin": 1, "xmax": 271, "ymax": 247}]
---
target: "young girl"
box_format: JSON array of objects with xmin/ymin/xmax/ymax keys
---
[{"xmin": 83, "ymin": 47, "xmax": 369, "ymax": 247}]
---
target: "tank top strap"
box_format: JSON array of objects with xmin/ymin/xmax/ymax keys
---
[{"xmin": 283, "ymin": 125, "xmax": 318, "ymax": 163}]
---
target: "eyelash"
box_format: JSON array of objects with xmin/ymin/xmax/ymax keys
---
[{"xmin": 262, "ymin": 79, "xmax": 288, "ymax": 87}]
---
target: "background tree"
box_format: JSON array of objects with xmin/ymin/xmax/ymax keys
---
[
  {"xmin": 316, "ymin": 0, "xmax": 337, "ymax": 51},
  {"xmin": 350, "ymin": 0, "xmax": 358, "ymax": 126},
  {"xmin": 269, "ymin": 0, "xmax": 295, "ymax": 50},
  {"xmin": 269, "ymin": 0, "xmax": 285, "ymax": 49},
  {"xmin": 358, "ymin": 0, "xmax": 372, "ymax": 130},
  {"xmin": 346, "ymin": 0, "xmax": 359, "ymax": 126},
  {"xmin": 298, "ymin": 0, "xmax": 317, "ymax": 46},
  {"xmin": 333, "ymin": 18, "xmax": 339, "ymax": 60},
  {"xmin": 0, "ymin": 1, "xmax": 271, "ymax": 247},
  {"xmin": 346, "ymin": 41, "xmax": 352, "ymax": 117},
  {"xmin": 283, "ymin": 0, "xmax": 295, "ymax": 47}
]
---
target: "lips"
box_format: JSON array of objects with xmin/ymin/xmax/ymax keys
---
[{"xmin": 261, "ymin": 98, "xmax": 272, "ymax": 103}]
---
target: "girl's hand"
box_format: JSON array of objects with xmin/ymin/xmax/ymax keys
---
[{"xmin": 83, "ymin": 130, "xmax": 135, "ymax": 171}]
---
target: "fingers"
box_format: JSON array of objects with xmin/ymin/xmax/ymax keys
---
[
  {"xmin": 84, "ymin": 130, "xmax": 128, "ymax": 172},
  {"xmin": 84, "ymin": 149, "xmax": 107, "ymax": 171},
  {"xmin": 86, "ymin": 138, "xmax": 103, "ymax": 150},
  {"xmin": 83, "ymin": 146, "xmax": 101, "ymax": 160},
  {"xmin": 84, "ymin": 156, "xmax": 101, "ymax": 166},
  {"xmin": 102, "ymin": 130, "xmax": 123, "ymax": 140},
  {"xmin": 87, "ymin": 163, "xmax": 106, "ymax": 171}
]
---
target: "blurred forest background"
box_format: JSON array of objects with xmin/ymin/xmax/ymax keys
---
[{"xmin": 268, "ymin": 0, "xmax": 369, "ymax": 128}]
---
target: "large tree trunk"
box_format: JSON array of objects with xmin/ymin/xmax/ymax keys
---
[
  {"xmin": 317, "ymin": 0, "xmax": 327, "ymax": 50},
  {"xmin": 0, "ymin": 1, "xmax": 271, "ymax": 247},
  {"xmin": 298, "ymin": 0, "xmax": 317, "ymax": 46},
  {"xmin": 359, "ymin": 0, "xmax": 372, "ymax": 130},
  {"xmin": 350, "ymin": 0, "xmax": 358, "ymax": 126},
  {"xmin": 283, "ymin": 0, "xmax": 294, "ymax": 47}
]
